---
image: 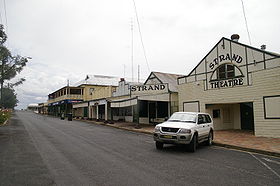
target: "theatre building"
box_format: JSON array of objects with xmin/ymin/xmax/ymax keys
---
[
  {"xmin": 110, "ymin": 72, "xmax": 182, "ymax": 124},
  {"xmin": 178, "ymin": 35, "xmax": 280, "ymax": 137}
]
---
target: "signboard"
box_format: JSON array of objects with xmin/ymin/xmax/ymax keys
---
[
  {"xmin": 49, "ymin": 99, "xmax": 82, "ymax": 106},
  {"xmin": 130, "ymin": 83, "xmax": 168, "ymax": 95},
  {"xmin": 89, "ymin": 99, "xmax": 107, "ymax": 106},
  {"xmin": 204, "ymin": 40, "xmax": 248, "ymax": 90}
]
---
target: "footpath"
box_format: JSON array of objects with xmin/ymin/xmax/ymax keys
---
[{"xmin": 78, "ymin": 119, "xmax": 280, "ymax": 157}]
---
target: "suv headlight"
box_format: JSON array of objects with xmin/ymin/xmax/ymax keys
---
[
  {"xmin": 179, "ymin": 128, "xmax": 191, "ymax": 134},
  {"xmin": 154, "ymin": 126, "xmax": 161, "ymax": 132}
]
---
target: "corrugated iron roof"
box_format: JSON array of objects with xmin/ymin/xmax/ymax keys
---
[
  {"xmin": 74, "ymin": 75, "xmax": 120, "ymax": 86},
  {"xmin": 74, "ymin": 75, "xmax": 144, "ymax": 87},
  {"xmin": 150, "ymin": 71, "xmax": 184, "ymax": 92}
]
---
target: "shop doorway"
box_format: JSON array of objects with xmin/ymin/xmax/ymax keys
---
[
  {"xmin": 83, "ymin": 107, "xmax": 88, "ymax": 118},
  {"xmin": 240, "ymin": 102, "xmax": 254, "ymax": 130},
  {"xmin": 98, "ymin": 105, "xmax": 105, "ymax": 120},
  {"xmin": 148, "ymin": 102, "xmax": 156, "ymax": 123}
]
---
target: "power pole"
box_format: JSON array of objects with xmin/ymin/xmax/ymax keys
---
[{"xmin": 131, "ymin": 18, "xmax": 134, "ymax": 82}]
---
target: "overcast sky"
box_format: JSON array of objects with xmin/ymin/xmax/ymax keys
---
[{"xmin": 1, "ymin": 0, "xmax": 280, "ymax": 109}]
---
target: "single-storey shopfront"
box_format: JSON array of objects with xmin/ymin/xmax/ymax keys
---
[
  {"xmin": 88, "ymin": 98, "xmax": 108, "ymax": 121},
  {"xmin": 73, "ymin": 101, "xmax": 89, "ymax": 119},
  {"xmin": 178, "ymin": 35, "xmax": 280, "ymax": 137},
  {"xmin": 110, "ymin": 72, "xmax": 182, "ymax": 124}
]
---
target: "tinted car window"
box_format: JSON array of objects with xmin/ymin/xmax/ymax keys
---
[
  {"xmin": 198, "ymin": 114, "xmax": 205, "ymax": 124},
  {"xmin": 202, "ymin": 115, "xmax": 207, "ymax": 123},
  {"xmin": 205, "ymin": 114, "xmax": 212, "ymax": 123}
]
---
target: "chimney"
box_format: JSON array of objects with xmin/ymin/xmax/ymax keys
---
[
  {"xmin": 261, "ymin": 45, "xmax": 266, "ymax": 50},
  {"xmin": 231, "ymin": 34, "xmax": 240, "ymax": 42}
]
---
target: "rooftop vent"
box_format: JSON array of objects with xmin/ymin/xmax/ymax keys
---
[
  {"xmin": 231, "ymin": 34, "xmax": 240, "ymax": 42},
  {"xmin": 261, "ymin": 45, "xmax": 266, "ymax": 50}
]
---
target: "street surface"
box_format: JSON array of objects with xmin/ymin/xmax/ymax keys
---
[{"xmin": 1, "ymin": 111, "xmax": 280, "ymax": 186}]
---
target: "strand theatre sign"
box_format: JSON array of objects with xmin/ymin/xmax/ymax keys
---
[{"xmin": 130, "ymin": 83, "xmax": 168, "ymax": 95}]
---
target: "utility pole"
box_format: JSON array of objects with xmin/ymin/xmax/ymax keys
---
[
  {"xmin": 131, "ymin": 18, "xmax": 134, "ymax": 82},
  {"xmin": 138, "ymin": 65, "xmax": 140, "ymax": 83}
]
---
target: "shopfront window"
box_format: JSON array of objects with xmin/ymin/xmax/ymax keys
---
[
  {"xmin": 157, "ymin": 102, "xmax": 168, "ymax": 118},
  {"xmin": 139, "ymin": 101, "xmax": 148, "ymax": 117}
]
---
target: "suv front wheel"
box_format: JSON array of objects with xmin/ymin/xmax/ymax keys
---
[
  {"xmin": 188, "ymin": 134, "xmax": 197, "ymax": 152},
  {"xmin": 156, "ymin": 141, "xmax": 164, "ymax": 150}
]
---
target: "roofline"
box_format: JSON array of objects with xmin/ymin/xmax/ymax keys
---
[
  {"xmin": 48, "ymin": 86, "xmax": 83, "ymax": 96},
  {"xmin": 144, "ymin": 71, "xmax": 184, "ymax": 85},
  {"xmin": 77, "ymin": 84, "xmax": 118, "ymax": 87},
  {"xmin": 151, "ymin": 71, "xmax": 185, "ymax": 76},
  {"xmin": 179, "ymin": 37, "xmax": 280, "ymax": 79},
  {"xmin": 144, "ymin": 72, "xmax": 163, "ymax": 85}
]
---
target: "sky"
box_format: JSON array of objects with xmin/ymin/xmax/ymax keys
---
[{"xmin": 1, "ymin": 0, "xmax": 279, "ymax": 109}]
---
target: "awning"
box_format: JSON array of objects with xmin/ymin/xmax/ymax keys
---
[
  {"xmin": 73, "ymin": 102, "xmax": 88, "ymax": 108},
  {"xmin": 110, "ymin": 97, "xmax": 137, "ymax": 108},
  {"xmin": 89, "ymin": 99, "xmax": 107, "ymax": 106},
  {"xmin": 138, "ymin": 93, "xmax": 170, "ymax": 102}
]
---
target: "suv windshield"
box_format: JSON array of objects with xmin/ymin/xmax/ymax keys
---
[{"xmin": 168, "ymin": 113, "xmax": 196, "ymax": 123}]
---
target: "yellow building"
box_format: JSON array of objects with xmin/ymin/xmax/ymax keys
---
[
  {"xmin": 72, "ymin": 75, "xmax": 119, "ymax": 119},
  {"xmin": 178, "ymin": 35, "xmax": 280, "ymax": 137}
]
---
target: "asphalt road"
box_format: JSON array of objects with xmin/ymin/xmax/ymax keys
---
[{"xmin": 1, "ymin": 111, "xmax": 280, "ymax": 186}]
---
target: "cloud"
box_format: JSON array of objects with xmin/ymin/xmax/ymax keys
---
[{"xmin": 3, "ymin": 0, "xmax": 280, "ymax": 109}]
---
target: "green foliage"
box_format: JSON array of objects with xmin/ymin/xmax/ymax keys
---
[
  {"xmin": 0, "ymin": 87, "xmax": 18, "ymax": 109},
  {"xmin": 0, "ymin": 45, "xmax": 28, "ymax": 84},
  {"xmin": 0, "ymin": 24, "xmax": 7, "ymax": 45},
  {"xmin": 0, "ymin": 24, "xmax": 29, "ymax": 108},
  {"xmin": 0, "ymin": 109, "xmax": 11, "ymax": 124}
]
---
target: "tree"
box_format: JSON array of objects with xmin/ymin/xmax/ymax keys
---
[
  {"xmin": 0, "ymin": 24, "xmax": 29, "ymax": 107},
  {"xmin": 0, "ymin": 87, "xmax": 18, "ymax": 109}
]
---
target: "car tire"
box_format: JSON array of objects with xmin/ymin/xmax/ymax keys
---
[
  {"xmin": 156, "ymin": 141, "xmax": 164, "ymax": 150},
  {"xmin": 189, "ymin": 134, "xmax": 197, "ymax": 152},
  {"xmin": 206, "ymin": 131, "xmax": 213, "ymax": 146}
]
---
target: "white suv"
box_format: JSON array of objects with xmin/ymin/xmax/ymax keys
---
[{"xmin": 153, "ymin": 112, "xmax": 214, "ymax": 152}]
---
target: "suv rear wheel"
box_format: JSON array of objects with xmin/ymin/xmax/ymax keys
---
[
  {"xmin": 206, "ymin": 131, "xmax": 213, "ymax": 146},
  {"xmin": 155, "ymin": 141, "xmax": 164, "ymax": 150}
]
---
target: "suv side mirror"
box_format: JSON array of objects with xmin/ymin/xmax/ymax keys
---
[{"xmin": 164, "ymin": 117, "xmax": 168, "ymax": 121}]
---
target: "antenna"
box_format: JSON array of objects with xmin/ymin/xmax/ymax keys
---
[
  {"xmin": 138, "ymin": 65, "xmax": 140, "ymax": 83},
  {"xmin": 131, "ymin": 18, "xmax": 134, "ymax": 82},
  {"xmin": 67, "ymin": 79, "xmax": 69, "ymax": 86},
  {"xmin": 123, "ymin": 64, "xmax": 126, "ymax": 78}
]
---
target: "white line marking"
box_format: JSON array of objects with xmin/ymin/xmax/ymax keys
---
[
  {"xmin": 250, "ymin": 153, "xmax": 280, "ymax": 179},
  {"xmin": 262, "ymin": 158, "xmax": 280, "ymax": 165}
]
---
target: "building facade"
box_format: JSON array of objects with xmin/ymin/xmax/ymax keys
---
[
  {"xmin": 47, "ymin": 86, "xmax": 84, "ymax": 117},
  {"xmin": 110, "ymin": 72, "xmax": 182, "ymax": 124},
  {"xmin": 178, "ymin": 37, "xmax": 280, "ymax": 137},
  {"xmin": 72, "ymin": 75, "xmax": 119, "ymax": 120}
]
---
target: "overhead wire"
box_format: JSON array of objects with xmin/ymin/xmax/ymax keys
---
[
  {"xmin": 132, "ymin": 0, "xmax": 151, "ymax": 73},
  {"xmin": 241, "ymin": 0, "xmax": 252, "ymax": 45},
  {"xmin": 240, "ymin": 0, "xmax": 255, "ymax": 62},
  {"xmin": 0, "ymin": 6, "xmax": 2, "ymax": 24}
]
